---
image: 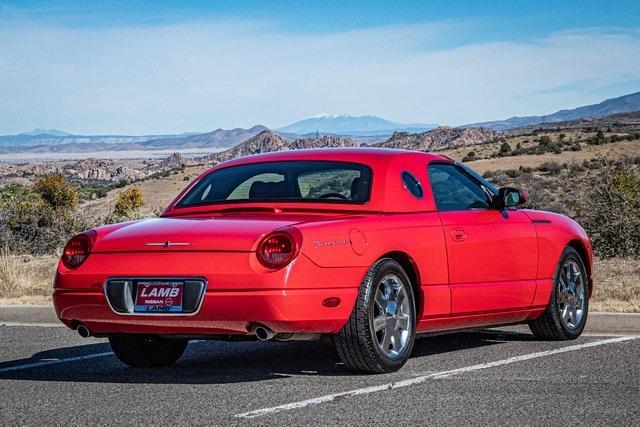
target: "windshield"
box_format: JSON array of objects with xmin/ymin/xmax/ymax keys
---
[{"xmin": 177, "ymin": 161, "xmax": 372, "ymax": 207}]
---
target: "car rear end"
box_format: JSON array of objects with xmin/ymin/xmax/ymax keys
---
[{"xmin": 53, "ymin": 216, "xmax": 365, "ymax": 338}]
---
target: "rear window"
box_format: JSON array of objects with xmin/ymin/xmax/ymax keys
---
[{"xmin": 178, "ymin": 161, "xmax": 372, "ymax": 207}]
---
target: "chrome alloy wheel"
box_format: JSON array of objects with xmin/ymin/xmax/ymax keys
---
[
  {"xmin": 372, "ymin": 273, "xmax": 412, "ymax": 359},
  {"xmin": 557, "ymin": 260, "xmax": 586, "ymax": 330}
]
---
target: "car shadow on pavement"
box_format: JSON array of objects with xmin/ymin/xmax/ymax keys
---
[{"xmin": 0, "ymin": 329, "xmax": 534, "ymax": 384}]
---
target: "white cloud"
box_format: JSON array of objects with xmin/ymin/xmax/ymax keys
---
[{"xmin": 0, "ymin": 20, "xmax": 639, "ymax": 134}]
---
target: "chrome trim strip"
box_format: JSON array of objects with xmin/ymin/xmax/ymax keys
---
[{"xmin": 144, "ymin": 241, "xmax": 191, "ymax": 247}]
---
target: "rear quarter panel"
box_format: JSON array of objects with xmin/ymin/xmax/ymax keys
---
[{"xmin": 296, "ymin": 213, "xmax": 451, "ymax": 318}]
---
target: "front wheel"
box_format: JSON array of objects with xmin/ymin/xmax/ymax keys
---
[
  {"xmin": 529, "ymin": 247, "xmax": 590, "ymax": 340},
  {"xmin": 334, "ymin": 258, "xmax": 416, "ymax": 373},
  {"xmin": 109, "ymin": 335, "xmax": 188, "ymax": 367}
]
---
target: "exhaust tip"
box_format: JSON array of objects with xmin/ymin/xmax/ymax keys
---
[
  {"xmin": 77, "ymin": 324, "xmax": 92, "ymax": 338},
  {"xmin": 254, "ymin": 326, "xmax": 275, "ymax": 341}
]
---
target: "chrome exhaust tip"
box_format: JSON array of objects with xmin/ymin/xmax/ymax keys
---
[
  {"xmin": 254, "ymin": 325, "xmax": 275, "ymax": 341},
  {"xmin": 77, "ymin": 324, "xmax": 92, "ymax": 338}
]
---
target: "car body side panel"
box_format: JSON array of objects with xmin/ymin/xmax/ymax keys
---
[
  {"xmin": 298, "ymin": 213, "xmax": 451, "ymax": 319},
  {"xmin": 524, "ymin": 210, "xmax": 594, "ymax": 304},
  {"xmin": 438, "ymin": 209, "xmax": 539, "ymax": 314}
]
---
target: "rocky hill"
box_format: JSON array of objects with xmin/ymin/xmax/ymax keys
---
[
  {"xmin": 374, "ymin": 126, "xmax": 498, "ymax": 151},
  {"xmin": 201, "ymin": 130, "xmax": 357, "ymax": 163},
  {"xmin": 290, "ymin": 135, "xmax": 358, "ymax": 149}
]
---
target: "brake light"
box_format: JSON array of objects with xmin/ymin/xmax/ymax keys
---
[
  {"xmin": 257, "ymin": 232, "xmax": 298, "ymax": 269},
  {"xmin": 61, "ymin": 232, "xmax": 95, "ymax": 269}
]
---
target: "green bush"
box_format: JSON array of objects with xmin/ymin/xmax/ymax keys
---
[
  {"xmin": 114, "ymin": 187, "xmax": 145, "ymax": 218},
  {"xmin": 0, "ymin": 183, "xmax": 90, "ymax": 254},
  {"xmin": 573, "ymin": 158, "xmax": 640, "ymax": 258},
  {"xmin": 498, "ymin": 142, "xmax": 512, "ymax": 156},
  {"xmin": 32, "ymin": 174, "xmax": 78, "ymax": 211},
  {"xmin": 538, "ymin": 161, "xmax": 563, "ymax": 174}
]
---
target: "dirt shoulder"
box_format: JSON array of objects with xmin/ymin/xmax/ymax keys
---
[{"xmin": 1, "ymin": 255, "xmax": 638, "ymax": 312}]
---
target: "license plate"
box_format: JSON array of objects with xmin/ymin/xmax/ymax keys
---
[{"xmin": 134, "ymin": 280, "xmax": 184, "ymax": 313}]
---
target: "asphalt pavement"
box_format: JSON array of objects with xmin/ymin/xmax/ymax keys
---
[{"xmin": 0, "ymin": 324, "xmax": 638, "ymax": 425}]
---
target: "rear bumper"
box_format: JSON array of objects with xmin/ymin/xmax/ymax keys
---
[{"xmin": 53, "ymin": 287, "xmax": 358, "ymax": 335}]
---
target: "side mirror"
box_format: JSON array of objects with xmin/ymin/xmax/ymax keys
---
[{"xmin": 498, "ymin": 187, "xmax": 528, "ymax": 208}]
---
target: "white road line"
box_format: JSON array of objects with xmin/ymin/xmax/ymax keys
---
[
  {"xmin": 0, "ymin": 352, "xmax": 114, "ymax": 373},
  {"xmin": 0, "ymin": 340, "xmax": 208, "ymax": 373},
  {"xmin": 235, "ymin": 336, "xmax": 638, "ymax": 419},
  {"xmin": 1, "ymin": 322, "xmax": 64, "ymax": 327}
]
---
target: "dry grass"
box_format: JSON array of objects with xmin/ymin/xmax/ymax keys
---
[
  {"xmin": 0, "ymin": 252, "xmax": 638, "ymax": 312},
  {"xmin": 0, "ymin": 249, "xmax": 56, "ymax": 305},
  {"xmin": 445, "ymin": 137, "xmax": 640, "ymax": 174},
  {"xmin": 591, "ymin": 258, "xmax": 640, "ymax": 312}
]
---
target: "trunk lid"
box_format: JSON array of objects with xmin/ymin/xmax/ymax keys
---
[{"xmin": 92, "ymin": 213, "xmax": 340, "ymax": 253}]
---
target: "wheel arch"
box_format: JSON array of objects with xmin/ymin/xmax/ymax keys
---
[
  {"xmin": 377, "ymin": 251, "xmax": 423, "ymax": 316},
  {"xmin": 567, "ymin": 239, "xmax": 593, "ymax": 297}
]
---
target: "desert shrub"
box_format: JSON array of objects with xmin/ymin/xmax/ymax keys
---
[
  {"xmin": 573, "ymin": 158, "xmax": 640, "ymax": 258},
  {"xmin": 538, "ymin": 161, "xmax": 563, "ymax": 174},
  {"xmin": 518, "ymin": 166, "xmax": 533, "ymax": 174},
  {"xmin": 114, "ymin": 187, "xmax": 145, "ymax": 218},
  {"xmin": 505, "ymin": 169, "xmax": 521, "ymax": 178},
  {"xmin": 462, "ymin": 151, "xmax": 476, "ymax": 162},
  {"xmin": 33, "ymin": 174, "xmax": 78, "ymax": 210},
  {"xmin": 0, "ymin": 184, "xmax": 90, "ymax": 254},
  {"xmin": 498, "ymin": 142, "xmax": 512, "ymax": 156},
  {"xmin": 587, "ymin": 130, "xmax": 607, "ymax": 145}
]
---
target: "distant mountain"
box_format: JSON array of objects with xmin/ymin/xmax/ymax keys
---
[
  {"xmin": 505, "ymin": 111, "xmax": 640, "ymax": 135},
  {"xmin": 20, "ymin": 129, "xmax": 72, "ymax": 137},
  {"xmin": 142, "ymin": 125, "xmax": 268, "ymax": 150},
  {"xmin": 204, "ymin": 130, "xmax": 357, "ymax": 163},
  {"xmin": 277, "ymin": 114, "xmax": 438, "ymax": 135},
  {"xmin": 465, "ymin": 91, "xmax": 640, "ymax": 131},
  {"xmin": 0, "ymin": 132, "xmax": 185, "ymax": 149},
  {"xmin": 0, "ymin": 126, "xmax": 268, "ymax": 153},
  {"xmin": 374, "ymin": 127, "xmax": 498, "ymax": 151}
]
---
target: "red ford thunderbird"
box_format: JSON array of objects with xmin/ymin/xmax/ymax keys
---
[{"xmin": 53, "ymin": 148, "xmax": 592, "ymax": 373}]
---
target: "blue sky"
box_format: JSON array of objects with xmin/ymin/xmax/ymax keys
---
[{"xmin": 1, "ymin": 0, "xmax": 640, "ymax": 134}]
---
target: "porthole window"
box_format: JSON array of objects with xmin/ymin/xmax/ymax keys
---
[{"xmin": 402, "ymin": 172, "xmax": 423, "ymax": 198}]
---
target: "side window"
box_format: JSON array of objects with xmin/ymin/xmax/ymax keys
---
[
  {"xmin": 401, "ymin": 172, "xmax": 423, "ymax": 198},
  {"xmin": 428, "ymin": 163, "xmax": 491, "ymax": 211}
]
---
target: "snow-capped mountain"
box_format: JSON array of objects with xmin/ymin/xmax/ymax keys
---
[{"xmin": 277, "ymin": 114, "xmax": 438, "ymax": 135}]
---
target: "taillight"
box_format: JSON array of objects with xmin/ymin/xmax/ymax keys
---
[
  {"xmin": 62, "ymin": 232, "xmax": 95, "ymax": 269},
  {"xmin": 257, "ymin": 232, "xmax": 298, "ymax": 269}
]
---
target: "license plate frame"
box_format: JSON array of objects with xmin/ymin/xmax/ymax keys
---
[{"xmin": 133, "ymin": 280, "xmax": 184, "ymax": 313}]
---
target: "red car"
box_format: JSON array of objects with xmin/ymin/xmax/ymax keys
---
[{"xmin": 53, "ymin": 148, "xmax": 593, "ymax": 373}]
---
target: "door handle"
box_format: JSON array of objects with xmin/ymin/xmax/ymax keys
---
[{"xmin": 450, "ymin": 228, "xmax": 467, "ymax": 242}]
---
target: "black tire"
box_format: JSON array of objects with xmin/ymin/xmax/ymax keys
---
[
  {"xmin": 109, "ymin": 335, "xmax": 188, "ymax": 367},
  {"xmin": 529, "ymin": 247, "xmax": 590, "ymax": 340},
  {"xmin": 334, "ymin": 258, "xmax": 416, "ymax": 373}
]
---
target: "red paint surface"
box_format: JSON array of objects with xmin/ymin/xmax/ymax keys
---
[{"xmin": 53, "ymin": 149, "xmax": 593, "ymax": 336}]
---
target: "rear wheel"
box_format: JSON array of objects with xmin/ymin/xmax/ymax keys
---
[
  {"xmin": 109, "ymin": 335, "xmax": 188, "ymax": 367},
  {"xmin": 334, "ymin": 258, "xmax": 416, "ymax": 373},
  {"xmin": 529, "ymin": 247, "xmax": 589, "ymax": 340}
]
